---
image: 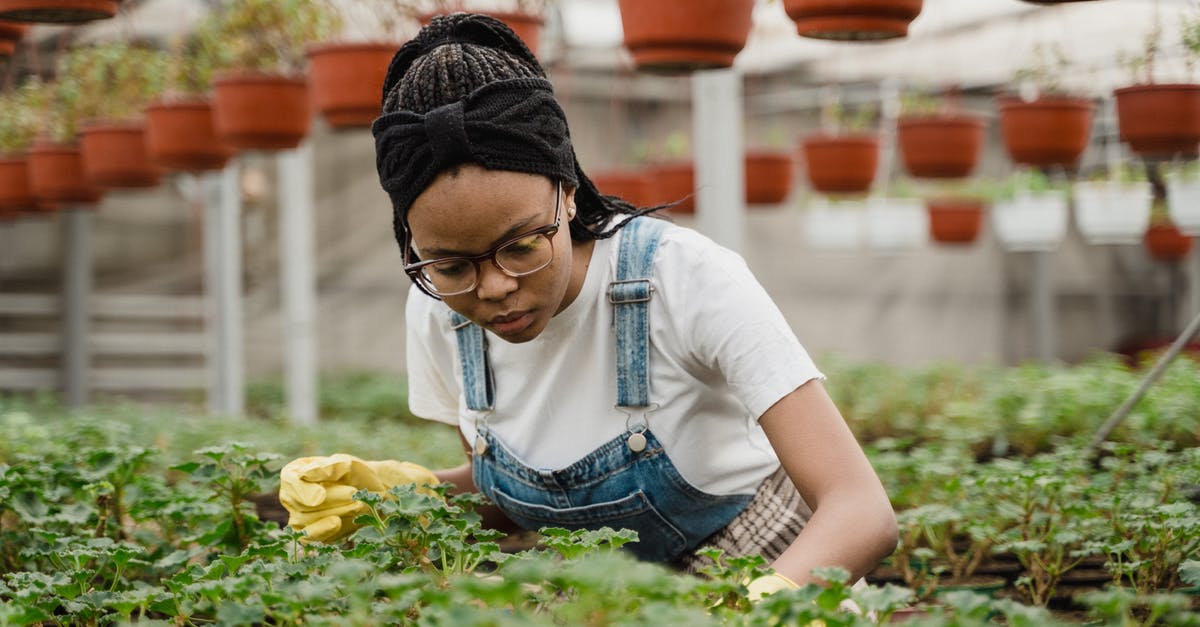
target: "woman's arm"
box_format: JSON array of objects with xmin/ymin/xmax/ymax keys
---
[
  {"xmin": 758, "ymin": 378, "xmax": 898, "ymax": 586},
  {"xmin": 433, "ymin": 433, "xmax": 523, "ymax": 535}
]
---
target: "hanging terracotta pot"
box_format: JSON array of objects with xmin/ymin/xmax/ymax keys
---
[
  {"xmin": 0, "ymin": 19, "xmax": 26, "ymax": 56},
  {"xmin": 0, "ymin": 0, "xmax": 117, "ymax": 23},
  {"xmin": 420, "ymin": 10, "xmax": 543, "ymax": 57},
  {"xmin": 896, "ymin": 113, "xmax": 985, "ymax": 178},
  {"xmin": 1144, "ymin": 222, "xmax": 1194, "ymax": 262},
  {"xmin": 26, "ymin": 140, "xmax": 103, "ymax": 204},
  {"xmin": 212, "ymin": 72, "xmax": 311, "ymax": 151},
  {"xmin": 996, "ymin": 95, "xmax": 1094, "ymax": 169},
  {"xmin": 744, "ymin": 150, "xmax": 794, "ymax": 205},
  {"xmin": 783, "ymin": 0, "xmax": 923, "ymax": 41},
  {"xmin": 617, "ymin": 0, "xmax": 755, "ymax": 71},
  {"xmin": 0, "ymin": 154, "xmax": 34, "ymax": 211},
  {"xmin": 145, "ymin": 98, "xmax": 235, "ymax": 172},
  {"xmin": 801, "ymin": 134, "xmax": 879, "ymax": 194},
  {"xmin": 647, "ymin": 161, "xmax": 695, "ymax": 214},
  {"xmin": 1113, "ymin": 84, "xmax": 1200, "ymax": 159},
  {"xmin": 307, "ymin": 41, "xmax": 398, "ymax": 130},
  {"xmin": 590, "ymin": 169, "xmax": 654, "ymax": 207},
  {"xmin": 927, "ymin": 197, "xmax": 985, "ymax": 244},
  {"xmin": 80, "ymin": 121, "xmax": 164, "ymax": 189}
]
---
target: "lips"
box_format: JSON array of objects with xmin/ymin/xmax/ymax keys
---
[{"xmin": 489, "ymin": 311, "xmax": 534, "ymax": 336}]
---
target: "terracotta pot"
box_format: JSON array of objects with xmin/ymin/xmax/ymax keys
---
[
  {"xmin": 0, "ymin": 154, "xmax": 34, "ymax": 211},
  {"xmin": 617, "ymin": 0, "xmax": 755, "ymax": 71},
  {"xmin": 0, "ymin": 0, "xmax": 117, "ymax": 23},
  {"xmin": 419, "ymin": 10, "xmax": 543, "ymax": 57},
  {"xmin": 1113, "ymin": 83, "xmax": 1200, "ymax": 159},
  {"xmin": 0, "ymin": 38, "xmax": 12, "ymax": 56},
  {"xmin": 212, "ymin": 72, "xmax": 311, "ymax": 151},
  {"xmin": 0, "ymin": 20, "xmax": 28, "ymax": 39},
  {"xmin": 927, "ymin": 197, "xmax": 985, "ymax": 244},
  {"xmin": 996, "ymin": 95, "xmax": 1094, "ymax": 169},
  {"xmin": 1144, "ymin": 222, "xmax": 1194, "ymax": 262},
  {"xmin": 590, "ymin": 169, "xmax": 654, "ymax": 207},
  {"xmin": 27, "ymin": 140, "xmax": 103, "ymax": 204},
  {"xmin": 896, "ymin": 113, "xmax": 985, "ymax": 178},
  {"xmin": 647, "ymin": 161, "xmax": 695, "ymax": 214},
  {"xmin": 783, "ymin": 0, "xmax": 923, "ymax": 41},
  {"xmin": 744, "ymin": 150, "xmax": 794, "ymax": 204},
  {"xmin": 145, "ymin": 98, "xmax": 235, "ymax": 172},
  {"xmin": 307, "ymin": 41, "xmax": 398, "ymax": 129},
  {"xmin": 801, "ymin": 133, "xmax": 879, "ymax": 194},
  {"xmin": 80, "ymin": 121, "xmax": 164, "ymax": 188}
]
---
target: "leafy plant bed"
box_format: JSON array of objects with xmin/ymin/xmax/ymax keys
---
[{"xmin": 3, "ymin": 357, "xmax": 1200, "ymax": 625}]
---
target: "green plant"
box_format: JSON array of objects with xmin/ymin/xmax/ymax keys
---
[
  {"xmin": 64, "ymin": 42, "xmax": 170, "ymax": 123},
  {"xmin": 162, "ymin": 21, "xmax": 224, "ymax": 98},
  {"xmin": 821, "ymin": 99, "xmax": 877, "ymax": 133},
  {"xmin": 209, "ymin": 0, "xmax": 339, "ymax": 76},
  {"xmin": 994, "ymin": 168, "xmax": 1070, "ymax": 201},
  {"xmin": 1013, "ymin": 42, "xmax": 1071, "ymax": 98},
  {"xmin": 0, "ymin": 78, "xmax": 46, "ymax": 154}
]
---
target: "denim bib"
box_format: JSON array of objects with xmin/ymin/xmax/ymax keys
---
[{"xmin": 450, "ymin": 216, "xmax": 751, "ymax": 562}]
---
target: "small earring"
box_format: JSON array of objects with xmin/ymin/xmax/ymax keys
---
[{"xmin": 567, "ymin": 206, "xmax": 577, "ymax": 220}]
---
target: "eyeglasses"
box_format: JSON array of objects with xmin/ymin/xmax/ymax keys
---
[{"xmin": 405, "ymin": 183, "xmax": 562, "ymax": 298}]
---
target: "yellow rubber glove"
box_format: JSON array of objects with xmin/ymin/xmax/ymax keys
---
[
  {"xmin": 278, "ymin": 454, "xmax": 440, "ymax": 543},
  {"xmin": 745, "ymin": 572, "xmax": 800, "ymax": 601}
]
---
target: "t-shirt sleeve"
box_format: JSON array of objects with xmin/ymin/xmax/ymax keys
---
[
  {"xmin": 405, "ymin": 285, "xmax": 461, "ymax": 426},
  {"xmin": 659, "ymin": 229, "xmax": 824, "ymax": 420}
]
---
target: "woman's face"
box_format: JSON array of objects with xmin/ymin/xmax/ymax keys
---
[{"xmin": 407, "ymin": 165, "xmax": 589, "ymax": 343}]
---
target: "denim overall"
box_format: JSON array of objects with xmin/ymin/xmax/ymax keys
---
[{"xmin": 449, "ymin": 217, "xmax": 752, "ymax": 562}]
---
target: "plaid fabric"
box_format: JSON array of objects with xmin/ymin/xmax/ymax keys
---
[{"xmin": 675, "ymin": 465, "xmax": 813, "ymax": 574}]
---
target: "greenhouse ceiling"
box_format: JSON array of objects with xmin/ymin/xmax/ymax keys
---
[{"xmin": 23, "ymin": 0, "xmax": 1200, "ymax": 95}]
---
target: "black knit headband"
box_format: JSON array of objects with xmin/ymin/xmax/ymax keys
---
[{"xmin": 372, "ymin": 76, "xmax": 579, "ymax": 230}]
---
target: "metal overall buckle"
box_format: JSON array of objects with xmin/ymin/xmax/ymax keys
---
[{"xmin": 616, "ymin": 403, "xmax": 658, "ymax": 453}]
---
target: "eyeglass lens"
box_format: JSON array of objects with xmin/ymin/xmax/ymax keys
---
[{"xmin": 419, "ymin": 232, "xmax": 555, "ymax": 295}]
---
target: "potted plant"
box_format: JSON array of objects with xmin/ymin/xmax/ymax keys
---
[
  {"xmin": 0, "ymin": 78, "xmax": 43, "ymax": 213},
  {"xmin": 997, "ymin": 44, "xmax": 1095, "ymax": 170},
  {"xmin": 419, "ymin": 1, "xmax": 548, "ymax": 58},
  {"xmin": 783, "ymin": 0, "xmax": 923, "ymax": 41},
  {"xmin": 209, "ymin": 0, "xmax": 336, "ymax": 151},
  {"xmin": 145, "ymin": 22, "xmax": 236, "ymax": 172},
  {"xmin": 0, "ymin": 0, "xmax": 116, "ymax": 24},
  {"xmin": 990, "ymin": 168, "xmax": 1070, "ymax": 252},
  {"xmin": 617, "ymin": 0, "xmax": 754, "ymax": 72},
  {"xmin": 802, "ymin": 196, "xmax": 864, "ymax": 251},
  {"xmin": 1164, "ymin": 160, "xmax": 1200, "ymax": 235},
  {"xmin": 68, "ymin": 42, "xmax": 169, "ymax": 189},
  {"xmin": 923, "ymin": 178, "xmax": 992, "ymax": 245},
  {"xmin": 865, "ymin": 180, "xmax": 928, "ymax": 251},
  {"xmin": 0, "ymin": 19, "xmax": 28, "ymax": 56},
  {"xmin": 27, "ymin": 65, "xmax": 103, "ymax": 205},
  {"xmin": 590, "ymin": 140, "xmax": 655, "ymax": 208},
  {"xmin": 801, "ymin": 100, "xmax": 879, "ymax": 194},
  {"xmin": 1112, "ymin": 16, "xmax": 1200, "ymax": 160},
  {"xmin": 308, "ymin": 1, "xmax": 415, "ymax": 129},
  {"xmin": 1144, "ymin": 209, "xmax": 1194, "ymax": 263},
  {"xmin": 645, "ymin": 131, "xmax": 695, "ymax": 214},
  {"xmin": 896, "ymin": 90, "xmax": 986, "ymax": 179},
  {"xmin": 743, "ymin": 127, "xmax": 794, "ymax": 206},
  {"xmin": 1071, "ymin": 164, "xmax": 1153, "ymax": 245}
]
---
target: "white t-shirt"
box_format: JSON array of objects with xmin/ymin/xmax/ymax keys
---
[{"xmin": 405, "ymin": 219, "xmax": 823, "ymax": 496}]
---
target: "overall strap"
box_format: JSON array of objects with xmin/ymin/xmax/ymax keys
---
[
  {"xmin": 609, "ymin": 216, "xmax": 668, "ymax": 408},
  {"xmin": 449, "ymin": 310, "xmax": 494, "ymax": 411}
]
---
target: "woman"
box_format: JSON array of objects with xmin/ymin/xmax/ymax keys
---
[{"xmin": 279, "ymin": 12, "xmax": 896, "ymax": 597}]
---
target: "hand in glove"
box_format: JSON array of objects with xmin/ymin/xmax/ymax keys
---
[{"xmin": 278, "ymin": 454, "xmax": 440, "ymax": 543}]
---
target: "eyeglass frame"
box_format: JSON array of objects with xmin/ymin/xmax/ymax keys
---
[{"xmin": 403, "ymin": 182, "xmax": 563, "ymax": 299}]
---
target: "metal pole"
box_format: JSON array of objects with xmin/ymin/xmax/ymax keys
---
[
  {"xmin": 1030, "ymin": 250, "xmax": 1056, "ymax": 362},
  {"xmin": 277, "ymin": 142, "xmax": 319, "ymax": 425},
  {"xmin": 692, "ymin": 68, "xmax": 744, "ymax": 254},
  {"xmin": 202, "ymin": 167, "xmax": 245, "ymax": 416},
  {"xmin": 197, "ymin": 172, "xmax": 223, "ymax": 414},
  {"xmin": 1089, "ymin": 308, "xmax": 1200, "ymax": 451},
  {"xmin": 61, "ymin": 206, "xmax": 91, "ymax": 407}
]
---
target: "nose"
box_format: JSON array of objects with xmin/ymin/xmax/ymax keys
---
[{"xmin": 474, "ymin": 260, "xmax": 518, "ymax": 301}]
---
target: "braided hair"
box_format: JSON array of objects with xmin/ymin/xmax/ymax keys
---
[{"xmin": 378, "ymin": 12, "xmax": 659, "ymax": 248}]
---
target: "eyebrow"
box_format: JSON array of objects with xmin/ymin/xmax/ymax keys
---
[{"xmin": 418, "ymin": 213, "xmax": 544, "ymax": 258}]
